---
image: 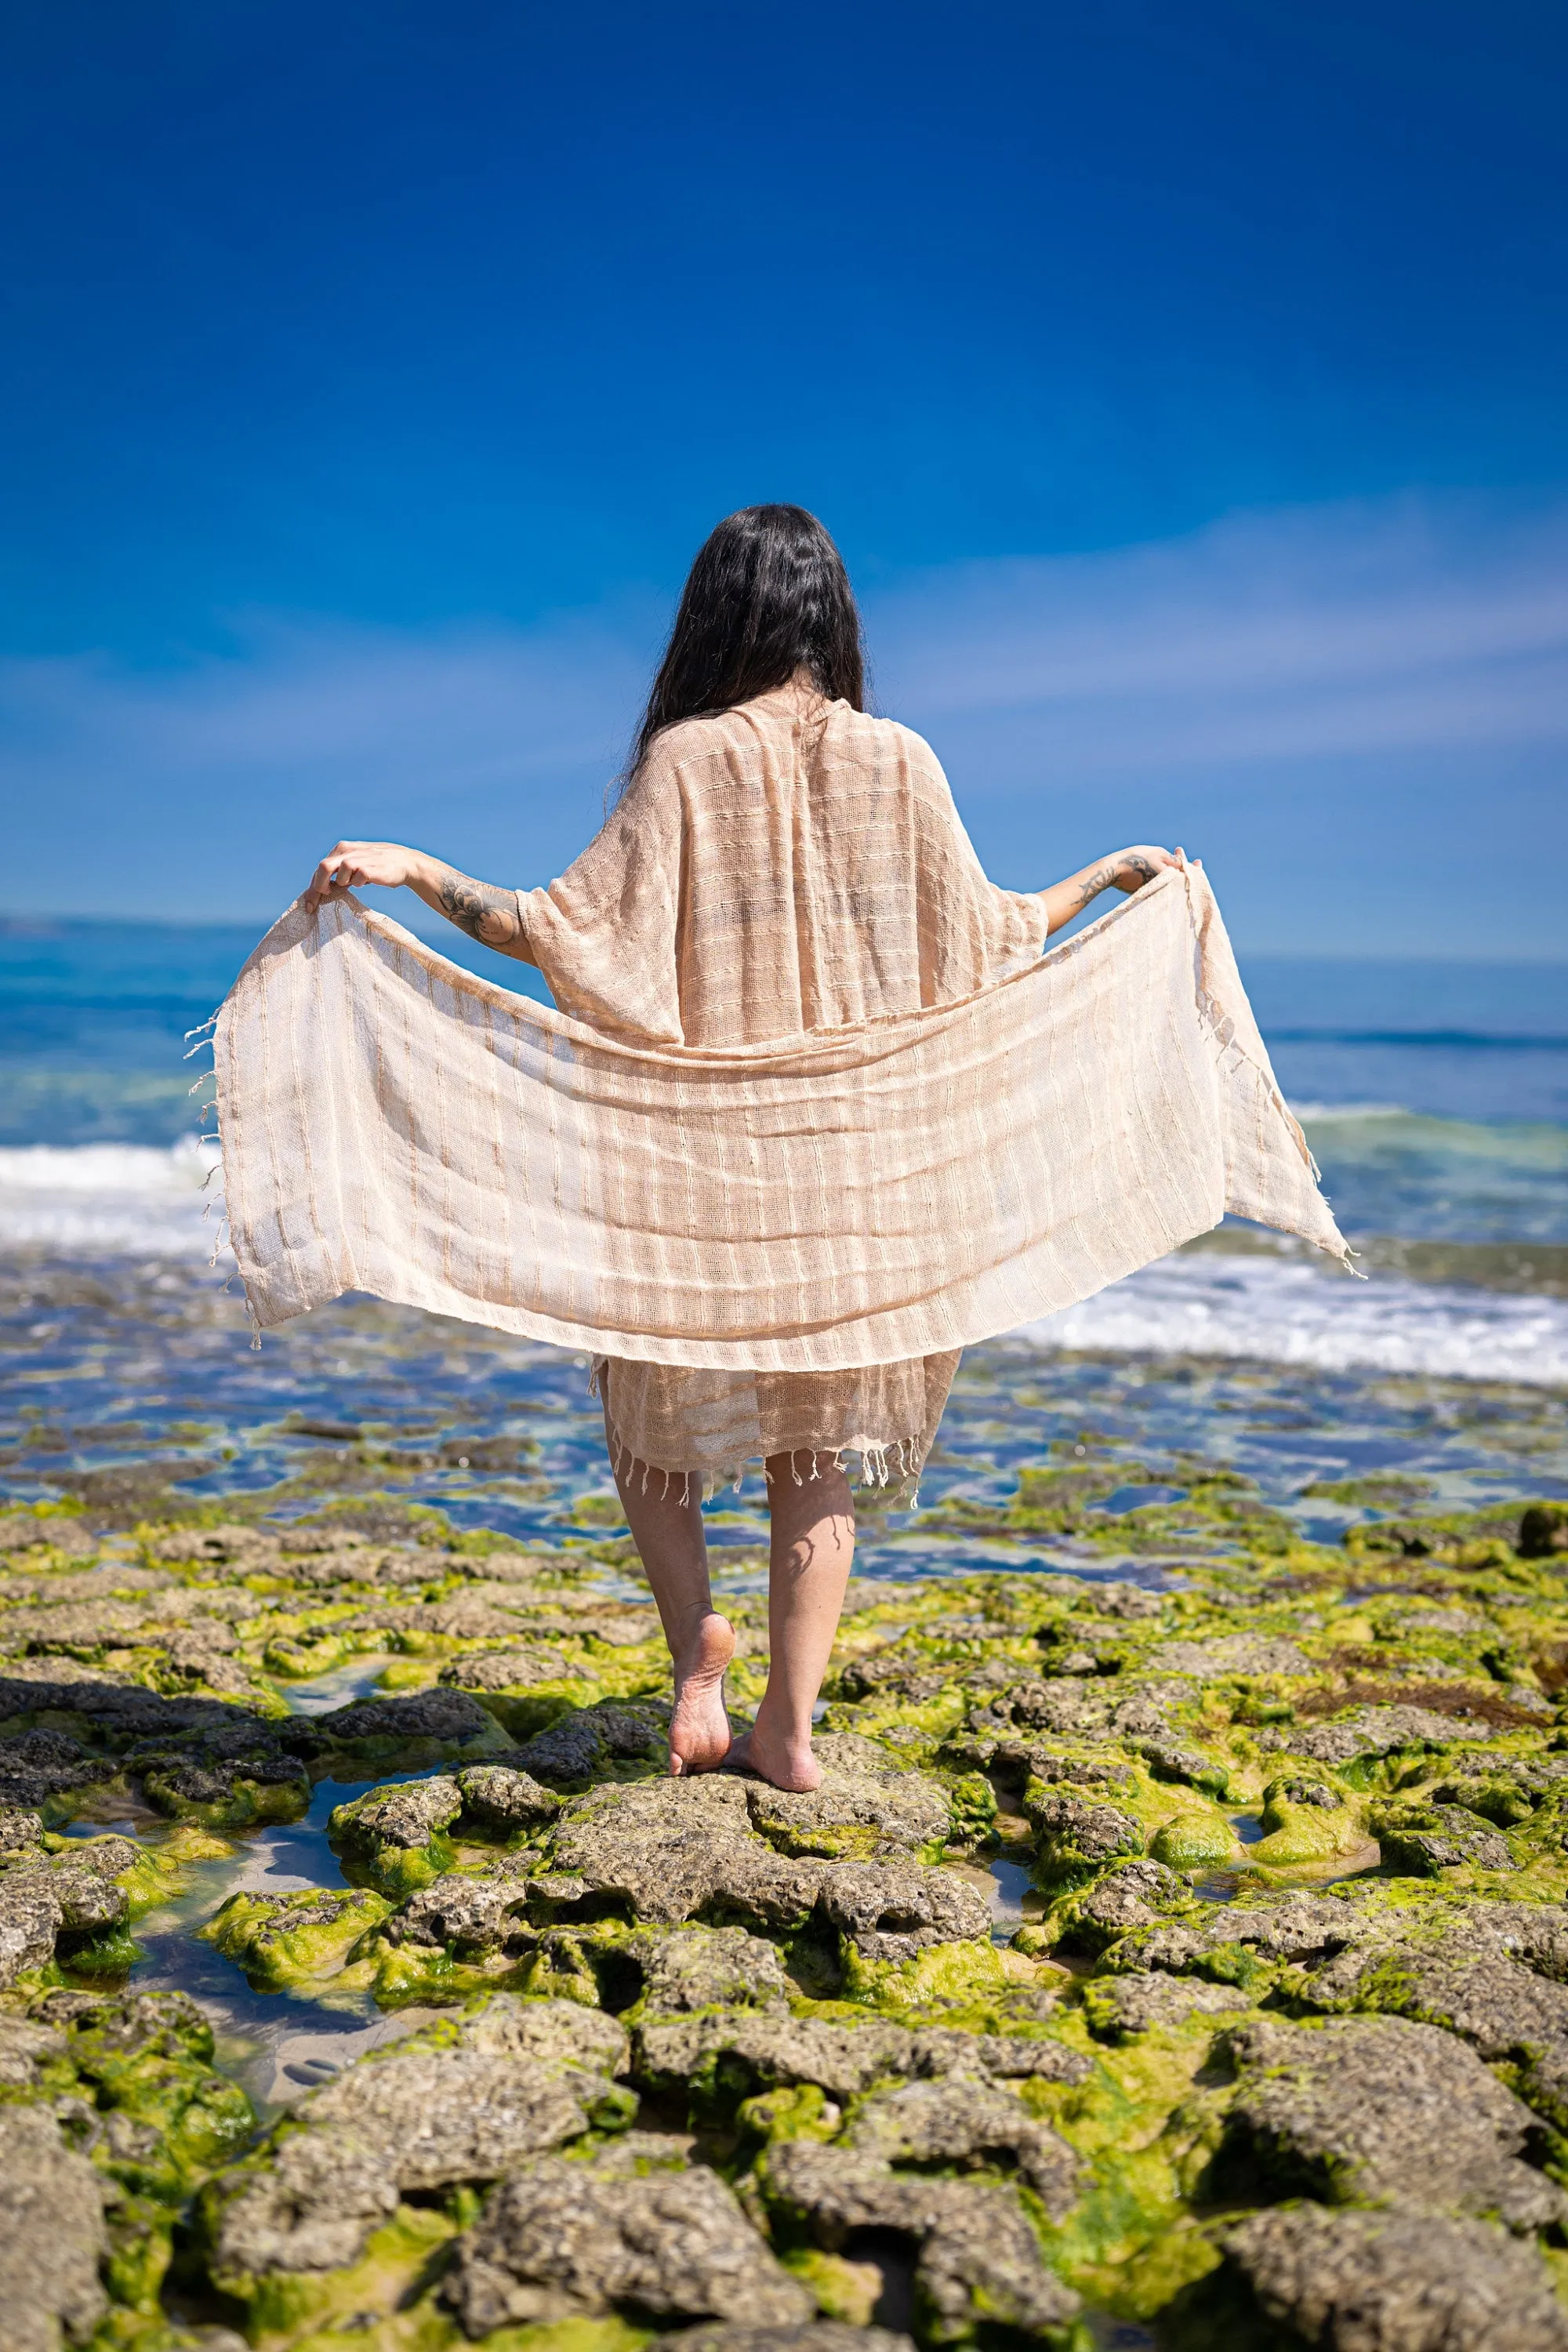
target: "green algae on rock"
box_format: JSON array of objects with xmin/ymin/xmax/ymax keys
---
[
  {"xmin": 0, "ymin": 1987, "xmax": 256, "ymax": 2348},
  {"xmin": 201, "ymin": 1885, "xmax": 395, "ymax": 1991},
  {"xmin": 8, "ymin": 1468, "xmax": 1568, "ymax": 2350}
]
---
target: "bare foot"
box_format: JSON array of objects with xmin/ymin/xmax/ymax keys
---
[
  {"xmin": 725, "ymin": 1722, "xmax": 822, "ymax": 1792},
  {"xmin": 667, "ymin": 1611, "xmax": 735, "ymax": 1775}
]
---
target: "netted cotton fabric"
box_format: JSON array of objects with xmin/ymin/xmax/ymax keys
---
[
  {"xmin": 215, "ymin": 682, "xmax": 1349, "ymax": 1490},
  {"xmin": 522, "ymin": 679, "xmax": 1047, "ymax": 1487},
  {"xmin": 517, "ymin": 680, "xmax": 1051, "ymax": 1050}
]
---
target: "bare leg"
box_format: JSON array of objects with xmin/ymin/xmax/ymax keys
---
[
  {"xmin": 605, "ymin": 1409, "xmax": 734, "ymax": 1774},
  {"xmin": 728, "ymin": 1451, "xmax": 855, "ymax": 1792}
]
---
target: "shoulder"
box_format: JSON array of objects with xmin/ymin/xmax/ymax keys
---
[
  {"xmin": 843, "ymin": 710, "xmax": 954, "ymax": 806},
  {"xmin": 817, "ymin": 702, "xmax": 952, "ymax": 790},
  {"xmin": 631, "ymin": 704, "xmax": 765, "ymax": 783},
  {"xmin": 869, "ymin": 710, "xmax": 945, "ymax": 774}
]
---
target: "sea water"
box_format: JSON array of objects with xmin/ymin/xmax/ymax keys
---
[{"xmin": 2, "ymin": 916, "xmax": 1566, "ymax": 1564}]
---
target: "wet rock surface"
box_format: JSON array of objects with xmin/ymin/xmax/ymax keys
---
[
  {"xmin": 7, "ymin": 1467, "xmax": 1568, "ymax": 2347},
  {"xmin": 513, "ymin": 1696, "xmax": 671, "ymax": 1782},
  {"xmin": 550, "ymin": 1776, "xmax": 829, "ymax": 1926},
  {"xmin": 761, "ymin": 2140, "xmax": 1081, "ymax": 2336},
  {"xmin": 456, "ymin": 1759, "xmax": 563, "ymax": 1828},
  {"xmin": 741, "ymin": 1736, "xmax": 952, "ymax": 1856},
  {"xmin": 212, "ymin": 1998, "xmax": 634, "ymax": 2280},
  {"xmin": 1082, "ymin": 1968, "xmax": 1252, "ymax": 2037},
  {"xmin": 0, "ymin": 2103, "xmax": 109, "ymax": 2352},
  {"xmin": 815, "ymin": 1858, "xmax": 993, "ymax": 1959},
  {"xmin": 634, "ymin": 1922, "xmax": 793, "ymax": 2012},
  {"xmin": 842, "ymin": 2077, "xmax": 1083, "ymax": 2212}
]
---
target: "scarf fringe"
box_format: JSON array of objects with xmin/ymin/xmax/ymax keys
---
[{"xmin": 596, "ymin": 1371, "xmax": 926, "ymax": 1510}]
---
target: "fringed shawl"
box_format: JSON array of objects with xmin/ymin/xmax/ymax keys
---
[{"xmin": 215, "ymin": 858, "xmax": 1349, "ymax": 1361}]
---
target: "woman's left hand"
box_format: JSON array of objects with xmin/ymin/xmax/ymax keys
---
[
  {"xmin": 1107, "ymin": 845, "xmax": 1184, "ymax": 893},
  {"xmin": 304, "ymin": 841, "xmax": 429, "ymax": 913}
]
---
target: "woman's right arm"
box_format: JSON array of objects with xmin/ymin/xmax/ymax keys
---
[
  {"xmin": 303, "ymin": 842, "xmax": 535, "ymax": 964},
  {"xmin": 1041, "ymin": 845, "xmax": 1184, "ymax": 938}
]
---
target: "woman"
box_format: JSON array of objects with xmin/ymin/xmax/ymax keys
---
[{"xmin": 304, "ymin": 505, "xmax": 1178, "ymax": 1791}]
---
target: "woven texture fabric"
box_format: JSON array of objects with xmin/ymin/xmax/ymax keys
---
[
  {"xmin": 522, "ymin": 679, "xmax": 1047, "ymax": 1482},
  {"xmin": 216, "ymin": 677, "xmax": 1348, "ymax": 1497},
  {"xmin": 592, "ymin": 1348, "xmax": 963, "ymax": 1494},
  {"xmin": 517, "ymin": 680, "xmax": 1052, "ymax": 1048},
  {"xmin": 216, "ymin": 822, "xmax": 1348, "ymax": 1431}
]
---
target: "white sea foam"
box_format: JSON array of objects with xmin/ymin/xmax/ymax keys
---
[
  {"xmin": 1290, "ymin": 1101, "xmax": 1409, "ymax": 1121},
  {"xmin": 0, "ymin": 1138, "xmax": 226, "ymax": 1256},
  {"xmin": 1011, "ymin": 1249, "xmax": 1568, "ymax": 1386}
]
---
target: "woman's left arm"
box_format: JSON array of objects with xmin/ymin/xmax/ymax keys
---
[
  {"xmin": 1041, "ymin": 844, "xmax": 1185, "ymax": 938},
  {"xmin": 303, "ymin": 841, "xmax": 535, "ymax": 963}
]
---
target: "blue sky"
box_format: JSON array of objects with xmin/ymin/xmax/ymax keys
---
[{"xmin": 2, "ymin": 2, "xmax": 1565, "ymax": 953}]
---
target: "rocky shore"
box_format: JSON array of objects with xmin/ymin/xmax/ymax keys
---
[{"xmin": 3, "ymin": 1477, "xmax": 1568, "ymax": 2350}]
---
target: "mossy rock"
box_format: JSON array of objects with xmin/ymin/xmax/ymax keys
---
[
  {"xmin": 140, "ymin": 1761, "xmax": 310, "ymax": 1830},
  {"xmin": 328, "ymin": 1777, "xmax": 464, "ymax": 1895},
  {"xmin": 1243, "ymin": 1780, "xmax": 1369, "ymax": 1869},
  {"xmin": 34, "ymin": 1987, "xmax": 256, "ymax": 2201},
  {"xmin": 201, "ymin": 1885, "xmax": 394, "ymax": 1991},
  {"xmin": 206, "ymin": 2196, "xmax": 465, "ymax": 2341},
  {"xmin": 1149, "ymin": 1811, "xmax": 1240, "ymax": 1871}
]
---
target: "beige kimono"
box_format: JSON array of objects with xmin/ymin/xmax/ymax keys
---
[{"xmin": 517, "ymin": 677, "xmax": 1051, "ymax": 1491}]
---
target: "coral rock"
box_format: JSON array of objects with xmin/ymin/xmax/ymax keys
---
[
  {"xmin": 761, "ymin": 2140, "xmax": 1079, "ymax": 2337},
  {"xmin": 1221, "ymin": 2013, "xmax": 1566, "ymax": 2229},
  {"xmin": 844, "ymin": 2076, "xmax": 1083, "ymax": 2216},
  {"xmin": 816, "ymin": 1858, "xmax": 992, "ymax": 1960},
  {"xmin": 0, "ymin": 2102, "xmax": 109, "ymax": 2352},
  {"xmin": 633, "ymin": 1924, "xmax": 791, "ymax": 2013},
  {"xmin": 456, "ymin": 1760, "xmax": 562, "ymax": 1829},
  {"xmin": 1225, "ymin": 2203, "xmax": 1568, "ymax": 2352},
  {"xmin": 445, "ymin": 2150, "xmax": 813, "ymax": 2336},
  {"xmin": 549, "ymin": 1778, "xmax": 826, "ymax": 1927}
]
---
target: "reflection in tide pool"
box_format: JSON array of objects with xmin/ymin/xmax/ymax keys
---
[{"xmin": 94, "ymin": 1661, "xmax": 463, "ymax": 2118}]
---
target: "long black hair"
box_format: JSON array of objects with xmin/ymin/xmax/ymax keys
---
[{"xmin": 628, "ymin": 504, "xmax": 866, "ymax": 775}]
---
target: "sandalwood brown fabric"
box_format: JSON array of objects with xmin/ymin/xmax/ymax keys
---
[
  {"xmin": 517, "ymin": 681, "xmax": 1051, "ymax": 1050},
  {"xmin": 215, "ymin": 683, "xmax": 1348, "ymax": 1491},
  {"xmin": 525, "ymin": 680, "xmax": 1047, "ymax": 1484}
]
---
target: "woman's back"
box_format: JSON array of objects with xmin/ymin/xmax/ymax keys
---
[{"xmin": 519, "ymin": 677, "xmax": 1049, "ymax": 1048}]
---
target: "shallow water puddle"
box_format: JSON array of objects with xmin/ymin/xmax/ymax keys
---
[
  {"xmin": 987, "ymin": 1854, "xmax": 1041, "ymax": 1942},
  {"xmin": 67, "ymin": 1651, "xmax": 465, "ymax": 2116},
  {"xmin": 280, "ymin": 1650, "xmax": 402, "ymax": 1714}
]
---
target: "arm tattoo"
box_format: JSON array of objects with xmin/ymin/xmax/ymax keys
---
[
  {"xmin": 437, "ymin": 868, "xmax": 524, "ymax": 951},
  {"xmin": 1072, "ymin": 852, "xmax": 1156, "ymax": 910},
  {"xmin": 1072, "ymin": 862, "xmax": 1119, "ymax": 910}
]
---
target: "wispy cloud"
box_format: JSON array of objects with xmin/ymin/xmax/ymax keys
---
[
  {"xmin": 873, "ymin": 493, "xmax": 1568, "ymax": 782},
  {"xmin": 2, "ymin": 492, "xmax": 1565, "ymax": 942}
]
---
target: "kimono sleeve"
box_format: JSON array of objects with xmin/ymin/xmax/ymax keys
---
[
  {"xmin": 906, "ymin": 735, "xmax": 1051, "ymax": 998},
  {"xmin": 517, "ymin": 749, "xmax": 686, "ymax": 1044}
]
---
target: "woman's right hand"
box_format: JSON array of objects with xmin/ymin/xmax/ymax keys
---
[{"xmin": 304, "ymin": 841, "xmax": 427, "ymax": 913}]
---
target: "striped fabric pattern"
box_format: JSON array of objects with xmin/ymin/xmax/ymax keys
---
[{"xmin": 216, "ymin": 862, "xmax": 1349, "ymax": 1379}]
